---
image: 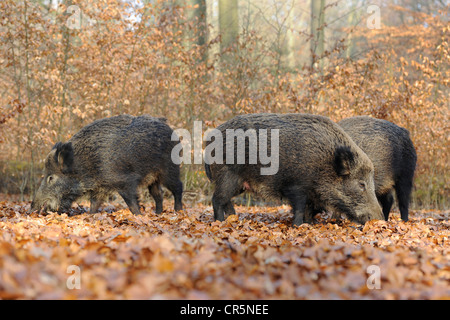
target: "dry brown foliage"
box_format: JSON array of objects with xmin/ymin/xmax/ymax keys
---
[{"xmin": 0, "ymin": 201, "xmax": 448, "ymax": 299}]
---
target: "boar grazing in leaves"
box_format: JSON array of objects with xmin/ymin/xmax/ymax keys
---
[
  {"xmin": 338, "ymin": 116, "xmax": 417, "ymax": 221},
  {"xmin": 204, "ymin": 113, "xmax": 384, "ymax": 226},
  {"xmin": 30, "ymin": 115, "xmax": 183, "ymax": 215}
]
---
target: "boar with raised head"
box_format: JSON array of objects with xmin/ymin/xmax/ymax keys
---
[
  {"xmin": 204, "ymin": 113, "xmax": 383, "ymax": 226},
  {"xmin": 30, "ymin": 115, "xmax": 183, "ymax": 215},
  {"xmin": 338, "ymin": 116, "xmax": 417, "ymax": 221}
]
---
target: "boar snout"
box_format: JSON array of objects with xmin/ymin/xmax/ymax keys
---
[{"xmin": 358, "ymin": 202, "xmax": 384, "ymax": 224}]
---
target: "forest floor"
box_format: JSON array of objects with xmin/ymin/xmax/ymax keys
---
[{"xmin": 0, "ymin": 198, "xmax": 448, "ymax": 299}]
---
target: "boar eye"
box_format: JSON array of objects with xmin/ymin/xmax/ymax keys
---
[
  {"xmin": 47, "ymin": 175, "xmax": 55, "ymax": 184},
  {"xmin": 359, "ymin": 181, "xmax": 366, "ymax": 191}
]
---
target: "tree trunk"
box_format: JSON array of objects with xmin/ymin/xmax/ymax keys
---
[
  {"xmin": 219, "ymin": 0, "xmax": 239, "ymax": 53},
  {"xmin": 310, "ymin": 0, "xmax": 325, "ymax": 71},
  {"xmin": 192, "ymin": 0, "xmax": 207, "ymax": 61}
]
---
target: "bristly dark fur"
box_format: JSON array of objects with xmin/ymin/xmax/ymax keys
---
[
  {"xmin": 205, "ymin": 113, "xmax": 383, "ymax": 226},
  {"xmin": 339, "ymin": 116, "xmax": 417, "ymax": 221},
  {"xmin": 31, "ymin": 114, "xmax": 183, "ymax": 215}
]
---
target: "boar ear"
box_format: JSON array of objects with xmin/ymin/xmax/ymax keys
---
[
  {"xmin": 53, "ymin": 142, "xmax": 74, "ymax": 174},
  {"xmin": 334, "ymin": 146, "xmax": 355, "ymax": 176}
]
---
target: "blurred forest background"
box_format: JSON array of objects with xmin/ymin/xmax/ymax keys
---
[{"xmin": 0, "ymin": 0, "xmax": 448, "ymax": 209}]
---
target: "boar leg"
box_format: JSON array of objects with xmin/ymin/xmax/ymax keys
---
[
  {"xmin": 212, "ymin": 175, "xmax": 241, "ymax": 221},
  {"xmin": 223, "ymin": 201, "xmax": 236, "ymax": 216},
  {"xmin": 282, "ymin": 186, "xmax": 307, "ymax": 226},
  {"xmin": 162, "ymin": 178, "xmax": 183, "ymax": 212},
  {"xmin": 221, "ymin": 185, "xmax": 246, "ymax": 217},
  {"xmin": 149, "ymin": 183, "xmax": 163, "ymax": 214},
  {"xmin": 89, "ymin": 196, "xmax": 102, "ymax": 214},
  {"xmin": 212, "ymin": 194, "xmax": 225, "ymax": 221},
  {"xmin": 292, "ymin": 200, "xmax": 307, "ymax": 226},
  {"xmin": 378, "ymin": 191, "xmax": 394, "ymax": 221},
  {"xmin": 395, "ymin": 178, "xmax": 412, "ymax": 222},
  {"xmin": 212, "ymin": 200, "xmax": 236, "ymax": 221},
  {"xmin": 119, "ymin": 188, "xmax": 142, "ymax": 215},
  {"xmin": 303, "ymin": 202, "xmax": 316, "ymax": 224},
  {"xmin": 163, "ymin": 165, "xmax": 183, "ymax": 212}
]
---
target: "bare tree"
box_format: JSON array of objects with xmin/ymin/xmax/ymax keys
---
[
  {"xmin": 310, "ymin": 0, "xmax": 325, "ymax": 71},
  {"xmin": 219, "ymin": 0, "xmax": 239, "ymax": 54}
]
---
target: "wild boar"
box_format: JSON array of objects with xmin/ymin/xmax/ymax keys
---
[
  {"xmin": 30, "ymin": 114, "xmax": 183, "ymax": 215},
  {"xmin": 338, "ymin": 116, "xmax": 417, "ymax": 221},
  {"xmin": 204, "ymin": 113, "xmax": 383, "ymax": 226}
]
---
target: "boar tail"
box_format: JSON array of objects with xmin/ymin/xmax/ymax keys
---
[{"xmin": 205, "ymin": 163, "xmax": 212, "ymax": 181}]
